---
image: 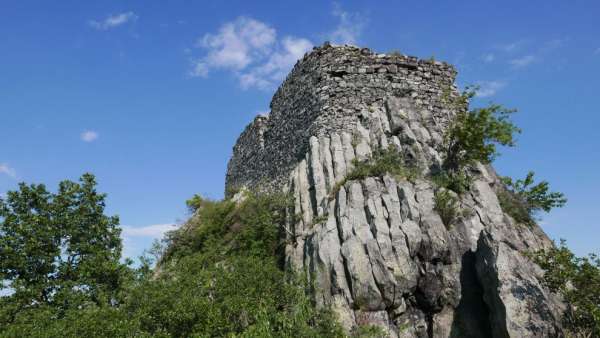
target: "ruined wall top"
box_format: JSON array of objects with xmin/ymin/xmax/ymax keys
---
[{"xmin": 225, "ymin": 43, "xmax": 459, "ymax": 195}]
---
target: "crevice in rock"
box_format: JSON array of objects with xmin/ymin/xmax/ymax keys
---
[
  {"xmin": 474, "ymin": 233, "xmax": 511, "ymax": 338},
  {"xmin": 449, "ymin": 250, "xmax": 493, "ymax": 338}
]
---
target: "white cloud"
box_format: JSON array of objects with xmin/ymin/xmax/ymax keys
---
[
  {"xmin": 122, "ymin": 223, "xmax": 177, "ymax": 238},
  {"xmin": 192, "ymin": 17, "xmax": 276, "ymax": 75},
  {"xmin": 80, "ymin": 130, "xmax": 99, "ymax": 142},
  {"xmin": 121, "ymin": 223, "xmax": 179, "ymax": 260},
  {"xmin": 510, "ymin": 55, "xmax": 536, "ymax": 68},
  {"xmin": 189, "ymin": 7, "xmax": 369, "ymax": 89},
  {"xmin": 327, "ymin": 3, "xmax": 366, "ymax": 45},
  {"xmin": 483, "ymin": 53, "xmax": 495, "ymax": 63},
  {"xmin": 89, "ymin": 12, "xmax": 138, "ymax": 31},
  {"xmin": 239, "ymin": 36, "xmax": 313, "ymax": 90},
  {"xmin": 475, "ymin": 81, "xmax": 507, "ymax": 98},
  {"xmin": 190, "ymin": 17, "xmax": 313, "ymax": 90},
  {"xmin": 0, "ymin": 163, "xmax": 16, "ymax": 179}
]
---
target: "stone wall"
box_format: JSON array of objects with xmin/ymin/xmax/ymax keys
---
[{"xmin": 225, "ymin": 43, "xmax": 458, "ymax": 195}]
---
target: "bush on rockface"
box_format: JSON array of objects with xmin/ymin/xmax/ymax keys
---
[
  {"xmin": 433, "ymin": 189, "xmax": 460, "ymax": 229},
  {"xmin": 531, "ymin": 241, "xmax": 600, "ymax": 337},
  {"xmin": 330, "ymin": 147, "xmax": 420, "ymax": 198},
  {"xmin": 498, "ymin": 171, "xmax": 566, "ymax": 226},
  {"xmin": 436, "ymin": 86, "xmax": 520, "ymax": 194},
  {"xmin": 442, "ymin": 86, "xmax": 520, "ymax": 172}
]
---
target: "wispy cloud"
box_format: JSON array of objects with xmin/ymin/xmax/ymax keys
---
[
  {"xmin": 122, "ymin": 223, "xmax": 177, "ymax": 238},
  {"xmin": 496, "ymin": 40, "xmax": 527, "ymax": 53},
  {"xmin": 0, "ymin": 163, "xmax": 16, "ymax": 179},
  {"xmin": 475, "ymin": 81, "xmax": 507, "ymax": 98},
  {"xmin": 89, "ymin": 12, "xmax": 138, "ymax": 31},
  {"xmin": 542, "ymin": 38, "xmax": 568, "ymax": 52},
  {"xmin": 510, "ymin": 55, "xmax": 536, "ymax": 68},
  {"xmin": 327, "ymin": 3, "xmax": 367, "ymax": 45},
  {"xmin": 80, "ymin": 130, "xmax": 99, "ymax": 142},
  {"xmin": 189, "ymin": 17, "xmax": 313, "ymax": 90},
  {"xmin": 482, "ymin": 53, "xmax": 495, "ymax": 63}
]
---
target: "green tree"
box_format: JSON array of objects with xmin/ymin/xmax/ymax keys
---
[
  {"xmin": 0, "ymin": 174, "xmax": 126, "ymax": 317},
  {"xmin": 499, "ymin": 171, "xmax": 567, "ymax": 226},
  {"xmin": 442, "ymin": 87, "xmax": 521, "ymax": 172}
]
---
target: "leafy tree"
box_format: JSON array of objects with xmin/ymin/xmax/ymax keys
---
[
  {"xmin": 0, "ymin": 174, "xmax": 126, "ymax": 317},
  {"xmin": 499, "ymin": 171, "xmax": 567, "ymax": 226},
  {"xmin": 443, "ymin": 87, "xmax": 521, "ymax": 171},
  {"xmin": 531, "ymin": 241, "xmax": 600, "ymax": 336},
  {"xmin": 0, "ymin": 181, "xmax": 358, "ymax": 337}
]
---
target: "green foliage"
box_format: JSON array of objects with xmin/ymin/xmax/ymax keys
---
[
  {"xmin": 0, "ymin": 180, "xmax": 344, "ymax": 337},
  {"xmin": 531, "ymin": 241, "xmax": 600, "ymax": 336},
  {"xmin": 0, "ymin": 173, "xmax": 126, "ymax": 316},
  {"xmin": 433, "ymin": 189, "xmax": 459, "ymax": 228},
  {"xmin": 185, "ymin": 193, "xmax": 204, "ymax": 213},
  {"xmin": 331, "ymin": 148, "xmax": 419, "ymax": 198},
  {"xmin": 310, "ymin": 214, "xmax": 330, "ymax": 228},
  {"xmin": 351, "ymin": 324, "xmax": 387, "ymax": 337},
  {"xmin": 119, "ymin": 192, "xmax": 343, "ymax": 337},
  {"xmin": 431, "ymin": 170, "xmax": 471, "ymax": 195},
  {"xmin": 443, "ymin": 86, "xmax": 521, "ymax": 171},
  {"xmin": 388, "ymin": 50, "xmax": 403, "ymax": 57},
  {"xmin": 498, "ymin": 171, "xmax": 567, "ymax": 226}
]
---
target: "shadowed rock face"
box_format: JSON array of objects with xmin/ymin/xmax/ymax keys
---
[{"xmin": 225, "ymin": 44, "xmax": 565, "ymax": 337}]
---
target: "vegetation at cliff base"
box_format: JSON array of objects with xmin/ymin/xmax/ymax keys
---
[
  {"xmin": 0, "ymin": 175, "xmax": 345, "ymax": 337},
  {"xmin": 531, "ymin": 241, "xmax": 600, "ymax": 337}
]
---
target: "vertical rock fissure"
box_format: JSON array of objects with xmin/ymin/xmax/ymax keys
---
[{"xmin": 449, "ymin": 250, "xmax": 493, "ymax": 337}]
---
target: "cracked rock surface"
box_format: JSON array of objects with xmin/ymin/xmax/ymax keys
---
[{"xmin": 226, "ymin": 44, "xmax": 565, "ymax": 337}]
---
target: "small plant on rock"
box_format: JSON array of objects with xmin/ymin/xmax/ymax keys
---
[
  {"xmin": 434, "ymin": 189, "xmax": 459, "ymax": 228},
  {"xmin": 330, "ymin": 147, "xmax": 420, "ymax": 198}
]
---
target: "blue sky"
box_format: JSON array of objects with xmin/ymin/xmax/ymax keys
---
[{"xmin": 1, "ymin": 1, "xmax": 599, "ymax": 260}]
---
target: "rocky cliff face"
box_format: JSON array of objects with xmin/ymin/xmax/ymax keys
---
[{"xmin": 226, "ymin": 44, "xmax": 565, "ymax": 337}]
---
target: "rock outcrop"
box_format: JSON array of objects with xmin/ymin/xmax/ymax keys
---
[{"xmin": 225, "ymin": 44, "xmax": 565, "ymax": 337}]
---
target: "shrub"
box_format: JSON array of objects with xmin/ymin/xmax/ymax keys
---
[
  {"xmin": 331, "ymin": 148, "xmax": 420, "ymax": 198},
  {"xmin": 431, "ymin": 170, "xmax": 471, "ymax": 195},
  {"xmin": 442, "ymin": 87, "xmax": 521, "ymax": 172},
  {"xmin": 531, "ymin": 241, "xmax": 600, "ymax": 336},
  {"xmin": 498, "ymin": 171, "xmax": 566, "ymax": 226},
  {"xmin": 351, "ymin": 324, "xmax": 388, "ymax": 337},
  {"xmin": 433, "ymin": 189, "xmax": 459, "ymax": 228}
]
